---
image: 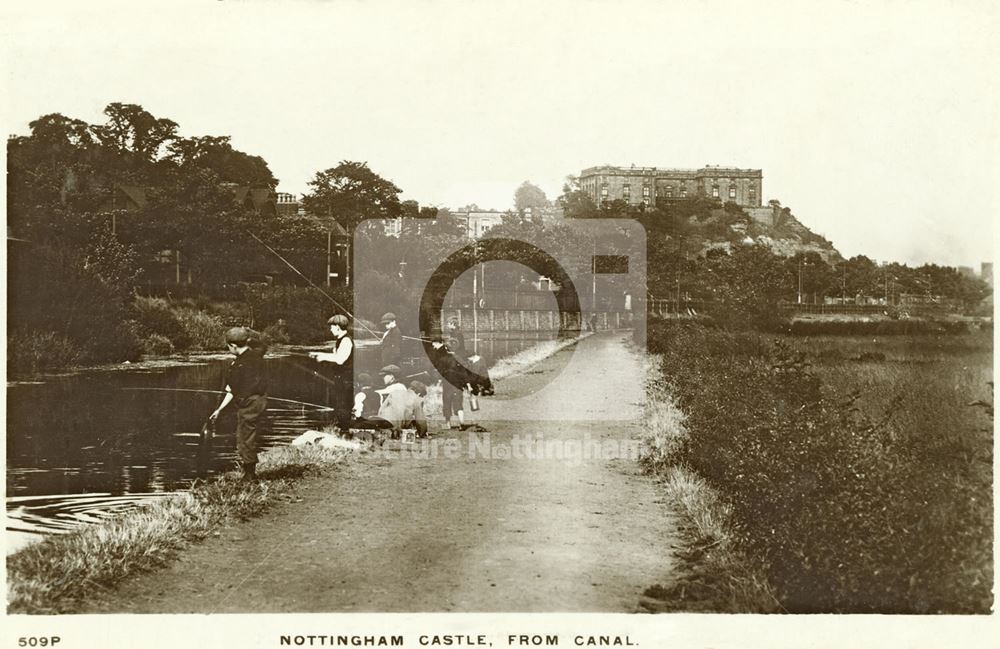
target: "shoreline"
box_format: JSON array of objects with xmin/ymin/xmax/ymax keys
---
[
  {"xmin": 5, "ymin": 332, "xmax": 572, "ymax": 386},
  {"xmin": 5, "ymin": 331, "xmax": 602, "ymax": 606},
  {"xmin": 7, "ymin": 445, "xmax": 351, "ymax": 614}
]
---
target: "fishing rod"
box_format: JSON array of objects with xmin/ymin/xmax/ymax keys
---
[
  {"xmin": 121, "ymin": 387, "xmax": 333, "ymax": 411},
  {"xmin": 245, "ymin": 230, "xmax": 431, "ymax": 343}
]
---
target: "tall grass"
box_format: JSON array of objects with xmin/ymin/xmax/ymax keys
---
[
  {"xmin": 6, "ymin": 331, "xmax": 81, "ymax": 376},
  {"xmin": 639, "ymin": 357, "xmax": 780, "ymax": 613},
  {"xmin": 642, "ymin": 320, "xmax": 993, "ymax": 613},
  {"xmin": 173, "ymin": 307, "xmax": 226, "ymax": 350},
  {"xmin": 7, "ymin": 446, "xmax": 349, "ymax": 614},
  {"xmin": 488, "ymin": 333, "xmax": 592, "ymax": 381},
  {"xmin": 132, "ymin": 296, "xmax": 226, "ymax": 354}
]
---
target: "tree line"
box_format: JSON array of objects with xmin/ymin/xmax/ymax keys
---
[
  {"xmin": 555, "ymin": 175, "xmax": 992, "ymax": 317},
  {"xmin": 6, "ymin": 103, "xmax": 991, "ymax": 371}
]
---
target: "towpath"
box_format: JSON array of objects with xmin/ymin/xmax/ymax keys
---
[{"xmin": 81, "ymin": 332, "xmax": 682, "ymax": 612}]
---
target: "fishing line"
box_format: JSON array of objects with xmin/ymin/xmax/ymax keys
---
[
  {"xmin": 120, "ymin": 387, "xmax": 333, "ymax": 411},
  {"xmin": 245, "ymin": 230, "xmax": 431, "ymax": 343}
]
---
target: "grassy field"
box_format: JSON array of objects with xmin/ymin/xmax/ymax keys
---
[{"xmin": 641, "ymin": 322, "xmax": 993, "ymax": 613}]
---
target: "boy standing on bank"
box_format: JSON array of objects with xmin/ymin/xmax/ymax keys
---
[
  {"xmin": 310, "ymin": 314, "xmax": 354, "ymax": 433},
  {"xmin": 209, "ymin": 327, "xmax": 269, "ymax": 482}
]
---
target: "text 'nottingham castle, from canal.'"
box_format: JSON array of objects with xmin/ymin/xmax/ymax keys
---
[{"xmin": 579, "ymin": 164, "xmax": 763, "ymax": 208}]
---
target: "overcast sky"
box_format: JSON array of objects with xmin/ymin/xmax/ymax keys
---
[{"xmin": 3, "ymin": 0, "xmax": 997, "ymax": 268}]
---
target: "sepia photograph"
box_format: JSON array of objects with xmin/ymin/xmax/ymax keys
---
[{"xmin": 3, "ymin": 0, "xmax": 997, "ymax": 647}]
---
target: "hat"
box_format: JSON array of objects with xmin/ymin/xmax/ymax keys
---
[
  {"xmin": 409, "ymin": 380, "xmax": 427, "ymax": 397},
  {"xmin": 380, "ymin": 312, "xmax": 397, "ymax": 323},
  {"xmin": 225, "ymin": 326, "xmax": 251, "ymax": 345},
  {"xmin": 379, "ymin": 364, "xmax": 402, "ymax": 376},
  {"xmin": 327, "ymin": 314, "xmax": 350, "ymax": 328},
  {"xmin": 446, "ymin": 337, "xmax": 459, "ymax": 348},
  {"xmin": 356, "ymin": 372, "xmax": 372, "ymax": 386}
]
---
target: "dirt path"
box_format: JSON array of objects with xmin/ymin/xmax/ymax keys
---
[{"xmin": 81, "ymin": 333, "xmax": 682, "ymax": 613}]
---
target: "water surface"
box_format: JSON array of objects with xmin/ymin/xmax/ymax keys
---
[{"xmin": 6, "ymin": 334, "xmax": 555, "ymax": 552}]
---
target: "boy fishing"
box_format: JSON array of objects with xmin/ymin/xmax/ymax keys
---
[
  {"xmin": 209, "ymin": 327, "xmax": 268, "ymax": 482},
  {"xmin": 309, "ymin": 314, "xmax": 354, "ymax": 434}
]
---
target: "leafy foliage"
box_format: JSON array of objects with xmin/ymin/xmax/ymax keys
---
[
  {"xmin": 301, "ymin": 161, "xmax": 403, "ymax": 233},
  {"xmin": 643, "ymin": 320, "xmax": 993, "ymax": 613}
]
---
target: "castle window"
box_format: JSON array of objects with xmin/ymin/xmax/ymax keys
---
[
  {"xmin": 681, "ymin": 187, "xmax": 688, "ymax": 198},
  {"xmin": 642, "ymin": 186, "xmax": 650, "ymax": 197},
  {"xmin": 729, "ymin": 184, "xmax": 737, "ymax": 199},
  {"xmin": 711, "ymin": 185, "xmax": 720, "ymax": 198},
  {"xmin": 666, "ymin": 186, "xmax": 673, "ymax": 198},
  {"xmin": 623, "ymin": 184, "xmax": 631, "ymax": 199}
]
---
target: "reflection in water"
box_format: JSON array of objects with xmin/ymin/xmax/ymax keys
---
[{"xmin": 6, "ymin": 334, "xmax": 555, "ymax": 546}]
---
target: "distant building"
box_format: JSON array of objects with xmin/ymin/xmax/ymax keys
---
[
  {"xmin": 276, "ymin": 192, "xmax": 303, "ymax": 217},
  {"xmin": 228, "ymin": 185, "xmax": 277, "ymax": 217},
  {"xmin": 456, "ymin": 210, "xmax": 505, "ymax": 239},
  {"xmin": 579, "ymin": 164, "xmax": 763, "ymax": 208},
  {"xmin": 982, "ymin": 262, "xmax": 993, "ymax": 286}
]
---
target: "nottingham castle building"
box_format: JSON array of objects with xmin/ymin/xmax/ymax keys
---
[{"xmin": 579, "ymin": 164, "xmax": 763, "ymax": 208}]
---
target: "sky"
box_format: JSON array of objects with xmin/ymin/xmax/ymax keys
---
[{"xmin": 2, "ymin": 0, "xmax": 998, "ymax": 268}]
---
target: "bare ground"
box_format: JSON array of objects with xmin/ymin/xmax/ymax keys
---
[{"xmin": 79, "ymin": 332, "xmax": 683, "ymax": 613}]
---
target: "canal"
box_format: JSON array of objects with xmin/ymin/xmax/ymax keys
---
[{"xmin": 6, "ymin": 333, "xmax": 557, "ymax": 553}]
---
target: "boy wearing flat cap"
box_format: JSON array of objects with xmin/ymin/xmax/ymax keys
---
[
  {"xmin": 310, "ymin": 314, "xmax": 354, "ymax": 433},
  {"xmin": 379, "ymin": 312, "xmax": 402, "ymax": 368},
  {"xmin": 210, "ymin": 327, "xmax": 268, "ymax": 482}
]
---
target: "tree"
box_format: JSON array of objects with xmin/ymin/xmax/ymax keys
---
[
  {"xmin": 704, "ymin": 243, "xmax": 796, "ymax": 330},
  {"xmin": 423, "ymin": 207, "xmax": 467, "ymax": 238},
  {"xmin": 783, "ymin": 252, "xmax": 835, "ymax": 303},
  {"xmin": 168, "ymin": 135, "xmax": 277, "ymax": 188},
  {"xmin": 92, "ymin": 102, "xmax": 178, "ymax": 164},
  {"xmin": 301, "ymin": 161, "xmax": 403, "ymax": 233},
  {"xmin": 514, "ymin": 180, "xmax": 549, "ymax": 217},
  {"xmin": 556, "ymin": 175, "xmax": 599, "ymax": 219}
]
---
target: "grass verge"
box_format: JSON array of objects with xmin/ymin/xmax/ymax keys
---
[
  {"xmin": 638, "ymin": 357, "xmax": 780, "ymax": 613},
  {"xmin": 6, "ymin": 445, "xmax": 350, "ymax": 614},
  {"xmin": 641, "ymin": 320, "xmax": 993, "ymax": 613},
  {"xmin": 488, "ymin": 332, "xmax": 592, "ymax": 381}
]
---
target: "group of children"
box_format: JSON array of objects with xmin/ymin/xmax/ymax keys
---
[{"xmin": 210, "ymin": 314, "xmax": 490, "ymax": 480}]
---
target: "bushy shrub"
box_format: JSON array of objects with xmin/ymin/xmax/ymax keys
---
[
  {"xmin": 141, "ymin": 333, "xmax": 175, "ymax": 356},
  {"xmin": 645, "ymin": 320, "xmax": 993, "ymax": 613},
  {"xmin": 261, "ymin": 322, "xmax": 291, "ymax": 345},
  {"xmin": 8, "ymin": 235, "xmax": 143, "ymax": 371},
  {"xmin": 173, "ymin": 307, "xmax": 225, "ymax": 351},
  {"xmin": 81, "ymin": 320, "xmax": 145, "ymax": 364},
  {"xmin": 244, "ymin": 285, "xmax": 351, "ymax": 344},
  {"xmin": 7, "ymin": 331, "xmax": 81, "ymax": 376},
  {"xmin": 133, "ymin": 297, "xmax": 191, "ymax": 350}
]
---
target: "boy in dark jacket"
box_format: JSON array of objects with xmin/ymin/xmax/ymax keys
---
[{"xmin": 210, "ymin": 327, "xmax": 268, "ymax": 482}]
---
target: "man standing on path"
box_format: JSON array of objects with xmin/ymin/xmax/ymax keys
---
[
  {"xmin": 380, "ymin": 312, "xmax": 402, "ymax": 367},
  {"xmin": 210, "ymin": 327, "xmax": 268, "ymax": 482},
  {"xmin": 310, "ymin": 314, "xmax": 354, "ymax": 434}
]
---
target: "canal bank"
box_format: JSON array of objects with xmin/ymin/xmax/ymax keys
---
[
  {"xmin": 9, "ymin": 332, "xmax": 684, "ymax": 613},
  {"xmin": 6, "ymin": 333, "xmax": 565, "ymax": 553}
]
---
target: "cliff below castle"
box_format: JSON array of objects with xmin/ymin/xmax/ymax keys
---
[{"xmin": 645, "ymin": 198, "xmax": 842, "ymax": 263}]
